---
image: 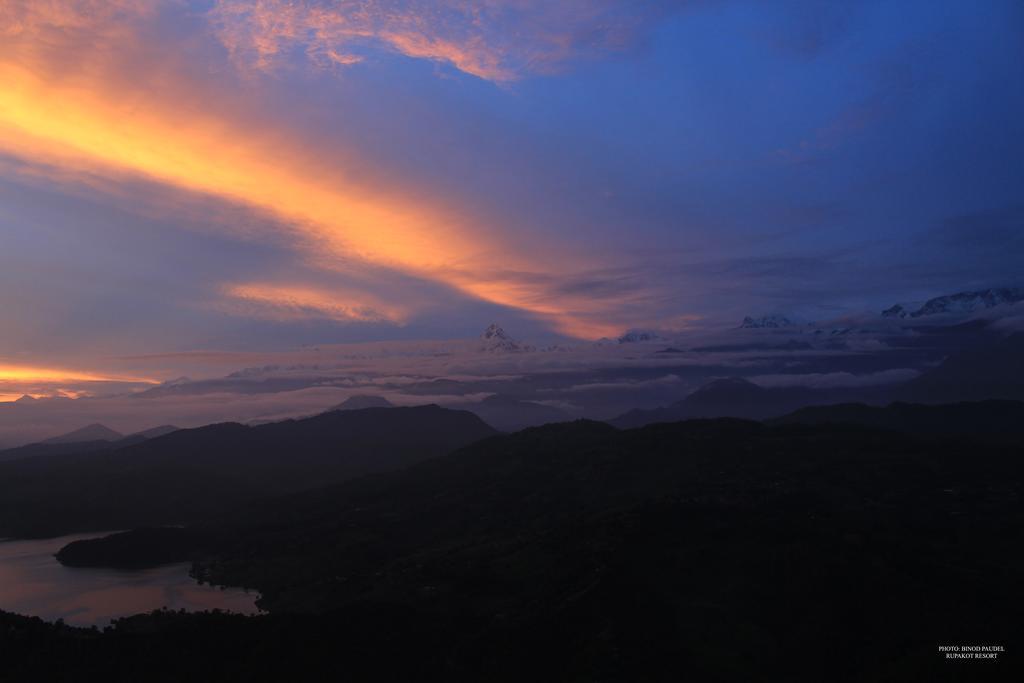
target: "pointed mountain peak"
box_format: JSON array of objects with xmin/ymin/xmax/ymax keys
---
[
  {"xmin": 333, "ymin": 395, "xmax": 395, "ymax": 411},
  {"xmin": 480, "ymin": 323, "xmax": 530, "ymax": 352},
  {"xmin": 690, "ymin": 377, "xmax": 764, "ymax": 396},
  {"xmin": 481, "ymin": 323, "xmax": 511, "ymax": 341},
  {"xmin": 41, "ymin": 423, "xmax": 124, "ymax": 445},
  {"xmin": 883, "ymin": 286, "xmax": 1024, "ymax": 319},
  {"xmin": 617, "ymin": 330, "xmax": 665, "ymax": 344},
  {"xmin": 740, "ymin": 315, "xmax": 794, "ymax": 329}
]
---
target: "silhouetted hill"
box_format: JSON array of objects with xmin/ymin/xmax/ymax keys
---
[
  {"xmin": 453, "ymin": 394, "xmax": 569, "ymax": 431},
  {"xmin": 0, "ymin": 424, "xmax": 180, "ymax": 463},
  {"xmin": 54, "ymin": 418, "xmax": 1024, "ymax": 681},
  {"xmin": 899, "ymin": 332, "xmax": 1024, "ymax": 402},
  {"xmin": 56, "ymin": 527, "xmax": 216, "ymax": 569},
  {"xmin": 611, "ymin": 377, "xmax": 846, "ymax": 428},
  {"xmin": 614, "ymin": 332, "xmax": 1024, "ymax": 431},
  {"xmin": 773, "ymin": 400, "xmax": 1024, "ymax": 443},
  {"xmin": 0, "ymin": 439, "xmax": 116, "ymax": 463},
  {"xmin": 331, "ymin": 395, "xmax": 394, "ymax": 411},
  {"xmin": 128, "ymin": 424, "xmax": 180, "ymax": 440},
  {"xmin": 0, "ymin": 607, "xmax": 448, "ymax": 683},
  {"xmin": 42, "ymin": 423, "xmax": 123, "ymax": 444},
  {"xmin": 0, "ymin": 405, "xmax": 495, "ymax": 538}
]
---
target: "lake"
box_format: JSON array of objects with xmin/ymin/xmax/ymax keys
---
[{"xmin": 0, "ymin": 532, "xmax": 262, "ymax": 626}]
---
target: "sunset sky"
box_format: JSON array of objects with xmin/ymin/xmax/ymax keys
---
[{"xmin": 1, "ymin": 0, "xmax": 1023, "ymax": 401}]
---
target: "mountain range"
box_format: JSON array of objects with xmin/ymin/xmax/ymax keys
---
[
  {"xmin": 733, "ymin": 286, "xmax": 1023, "ymax": 332},
  {"xmin": 35, "ymin": 413, "xmax": 1024, "ymax": 682},
  {"xmin": 771, "ymin": 399, "xmax": 1024, "ymax": 443},
  {"xmin": 480, "ymin": 323, "xmax": 532, "ymax": 352},
  {"xmin": 331, "ymin": 395, "xmax": 395, "ymax": 411},
  {"xmin": 41, "ymin": 423, "xmax": 124, "ymax": 444},
  {"xmin": 740, "ymin": 315, "xmax": 795, "ymax": 328},
  {"xmin": 449, "ymin": 394, "xmax": 570, "ymax": 432},
  {"xmin": 882, "ymin": 286, "xmax": 1024, "ymax": 319},
  {"xmin": 896, "ymin": 331, "xmax": 1024, "ymax": 402},
  {"xmin": 613, "ymin": 330, "xmax": 1024, "ymax": 427},
  {"xmin": 611, "ymin": 377, "xmax": 859, "ymax": 428},
  {"xmin": 0, "ymin": 405, "xmax": 495, "ymax": 538},
  {"xmin": 0, "ymin": 424, "xmax": 180, "ymax": 463},
  {"xmin": 617, "ymin": 330, "xmax": 666, "ymax": 343}
]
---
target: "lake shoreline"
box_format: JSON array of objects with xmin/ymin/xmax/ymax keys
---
[{"xmin": 0, "ymin": 532, "xmax": 261, "ymax": 627}]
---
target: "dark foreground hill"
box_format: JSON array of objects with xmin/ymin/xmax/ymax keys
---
[
  {"xmin": 773, "ymin": 399, "xmax": 1024, "ymax": 443},
  {"xmin": 43, "ymin": 418, "xmax": 1024, "ymax": 682},
  {"xmin": 0, "ymin": 405, "xmax": 495, "ymax": 538},
  {"xmin": 0, "ymin": 438, "xmax": 117, "ymax": 463},
  {"xmin": 899, "ymin": 332, "xmax": 1024, "ymax": 403}
]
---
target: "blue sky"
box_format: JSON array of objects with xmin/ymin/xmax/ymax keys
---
[{"xmin": 0, "ymin": 0, "xmax": 1022, "ymax": 392}]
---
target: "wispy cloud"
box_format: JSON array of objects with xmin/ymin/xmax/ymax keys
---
[
  {"xmin": 750, "ymin": 368, "xmax": 921, "ymax": 389},
  {"xmin": 221, "ymin": 282, "xmax": 409, "ymax": 324},
  {"xmin": 0, "ymin": 362, "xmax": 158, "ymax": 404},
  {"xmin": 207, "ymin": 0, "xmax": 676, "ymax": 82},
  {"xmin": 0, "ymin": 0, "xmax": 670, "ymax": 340},
  {"xmin": 0, "ymin": 0, "xmax": 151, "ymax": 36}
]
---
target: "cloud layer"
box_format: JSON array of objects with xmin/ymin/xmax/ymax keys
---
[
  {"xmin": 0, "ymin": 0, "xmax": 676, "ymax": 340},
  {"xmin": 1, "ymin": 0, "xmax": 1022, "ymax": 405}
]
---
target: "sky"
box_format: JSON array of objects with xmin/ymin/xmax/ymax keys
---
[{"xmin": 1, "ymin": 0, "xmax": 1023, "ymax": 407}]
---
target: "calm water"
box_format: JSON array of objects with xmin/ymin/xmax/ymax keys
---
[{"xmin": 0, "ymin": 532, "xmax": 262, "ymax": 626}]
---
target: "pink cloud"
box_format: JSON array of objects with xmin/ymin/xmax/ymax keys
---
[{"xmin": 207, "ymin": 0, "xmax": 673, "ymax": 82}]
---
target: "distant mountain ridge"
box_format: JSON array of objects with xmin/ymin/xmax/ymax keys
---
[
  {"xmin": 617, "ymin": 330, "xmax": 666, "ymax": 343},
  {"xmin": 883, "ymin": 286, "xmax": 1024, "ymax": 319},
  {"xmin": 740, "ymin": 315, "xmax": 795, "ymax": 329},
  {"xmin": 452, "ymin": 394, "xmax": 568, "ymax": 432},
  {"xmin": 130, "ymin": 425, "xmax": 180, "ymax": 440},
  {"xmin": 480, "ymin": 324, "xmax": 531, "ymax": 352},
  {"xmin": 331, "ymin": 395, "xmax": 394, "ymax": 411},
  {"xmin": 611, "ymin": 377, "xmax": 833, "ymax": 428},
  {"xmin": 731, "ymin": 287, "xmax": 1024, "ymax": 333},
  {"xmin": 0, "ymin": 405, "xmax": 496, "ymax": 538},
  {"xmin": 772, "ymin": 399, "xmax": 1024, "ymax": 443},
  {"xmin": 48, "ymin": 415, "xmax": 1024, "ymax": 682},
  {"xmin": 0, "ymin": 424, "xmax": 180, "ymax": 463},
  {"xmin": 897, "ymin": 331, "xmax": 1024, "ymax": 402},
  {"xmin": 41, "ymin": 423, "xmax": 123, "ymax": 444}
]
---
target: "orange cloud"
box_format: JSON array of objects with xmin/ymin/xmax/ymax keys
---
[
  {"xmin": 222, "ymin": 283, "xmax": 409, "ymax": 324},
  {"xmin": 0, "ymin": 361, "xmax": 160, "ymax": 404},
  {"xmin": 0, "ymin": 389, "xmax": 96, "ymax": 402},
  {"xmin": 0, "ymin": 59, "xmax": 483, "ymax": 273},
  {"xmin": 0, "ymin": 363, "xmax": 157, "ymax": 385},
  {"xmin": 0, "ymin": 1, "xmax": 663, "ymax": 340}
]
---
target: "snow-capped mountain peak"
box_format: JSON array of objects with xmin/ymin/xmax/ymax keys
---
[
  {"xmin": 740, "ymin": 315, "xmax": 794, "ymax": 329},
  {"xmin": 617, "ymin": 330, "xmax": 665, "ymax": 344},
  {"xmin": 480, "ymin": 324, "xmax": 529, "ymax": 352},
  {"xmin": 881, "ymin": 304, "xmax": 908, "ymax": 319},
  {"xmin": 482, "ymin": 323, "xmax": 512, "ymax": 342},
  {"xmin": 882, "ymin": 287, "xmax": 1024, "ymax": 319}
]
